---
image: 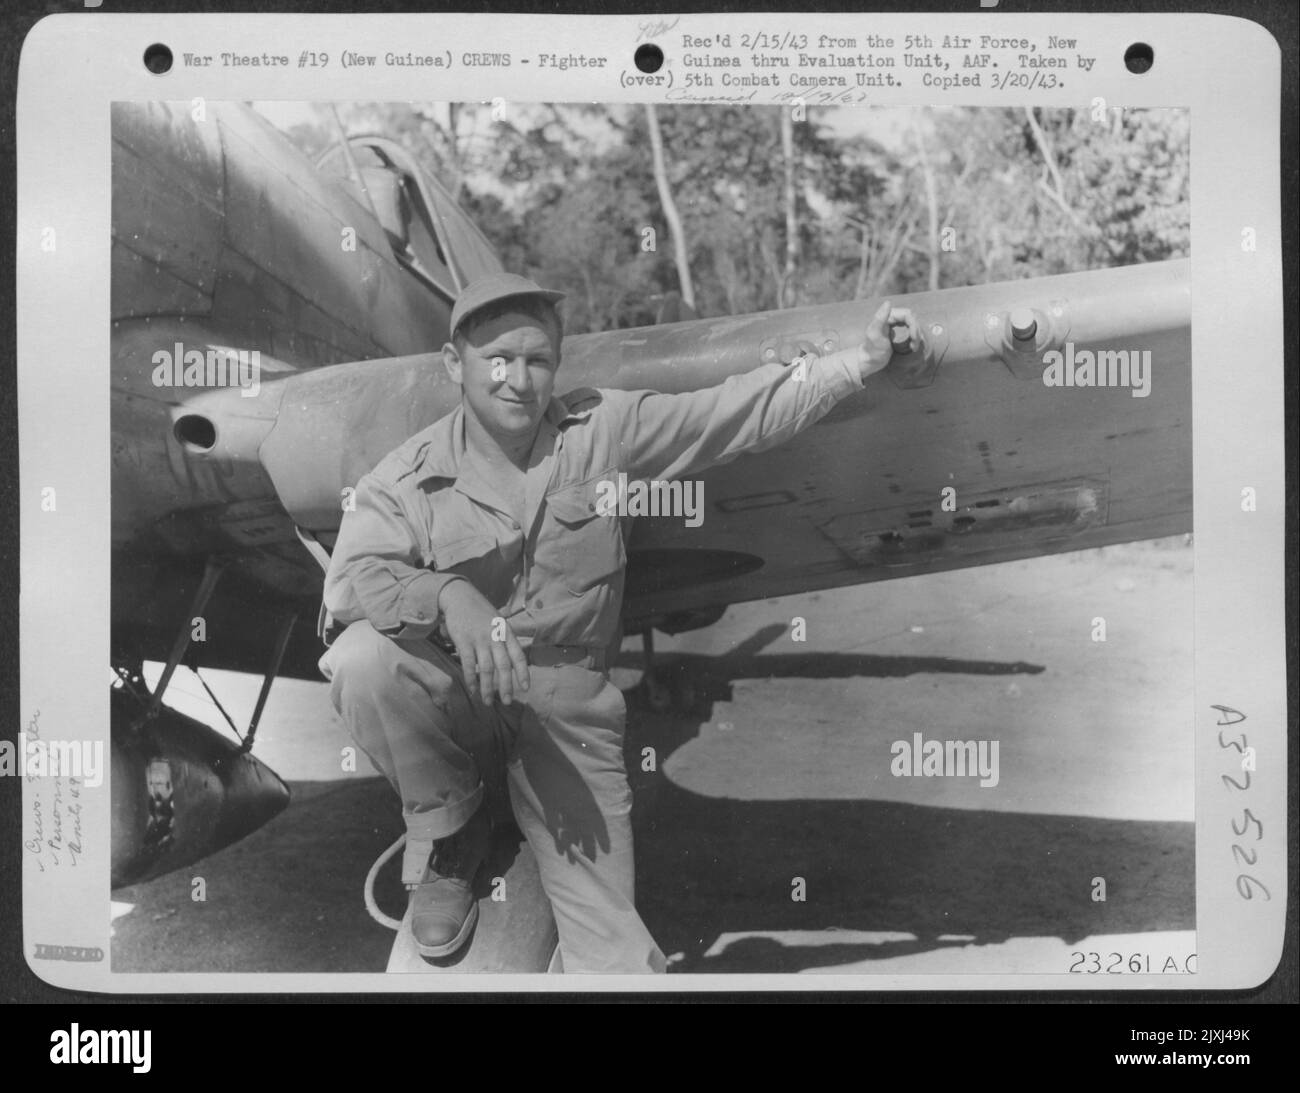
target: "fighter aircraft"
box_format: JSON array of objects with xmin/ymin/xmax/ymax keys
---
[{"xmin": 110, "ymin": 101, "xmax": 1191, "ymax": 970}]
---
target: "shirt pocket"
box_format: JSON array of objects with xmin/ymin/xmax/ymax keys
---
[
  {"xmin": 429, "ymin": 532, "xmax": 498, "ymax": 573},
  {"xmin": 546, "ymin": 470, "xmax": 627, "ymax": 595}
]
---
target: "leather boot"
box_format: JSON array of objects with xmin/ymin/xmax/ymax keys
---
[{"xmin": 408, "ymin": 808, "xmax": 490, "ymax": 958}]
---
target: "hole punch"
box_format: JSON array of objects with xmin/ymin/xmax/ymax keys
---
[
  {"xmin": 1124, "ymin": 42, "xmax": 1154, "ymax": 74},
  {"xmin": 143, "ymin": 43, "xmax": 173, "ymax": 75},
  {"xmin": 635, "ymin": 44, "xmax": 664, "ymax": 73}
]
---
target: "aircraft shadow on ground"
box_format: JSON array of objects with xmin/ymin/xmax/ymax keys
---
[
  {"xmin": 629, "ymin": 781, "xmax": 1193, "ymax": 973},
  {"xmin": 112, "ymin": 772, "xmax": 1193, "ymax": 975},
  {"xmin": 619, "ymin": 621, "xmax": 1047, "ymax": 680},
  {"xmin": 619, "ymin": 631, "xmax": 1192, "ymax": 973},
  {"xmin": 113, "ymin": 634, "xmax": 1191, "ymax": 975},
  {"xmin": 613, "ymin": 621, "xmax": 1047, "ymax": 774}
]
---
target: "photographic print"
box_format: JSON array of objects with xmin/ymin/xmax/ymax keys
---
[{"xmin": 104, "ymin": 98, "xmax": 1195, "ymax": 976}]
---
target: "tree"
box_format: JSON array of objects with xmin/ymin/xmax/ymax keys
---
[
  {"xmin": 644, "ymin": 104, "xmax": 696, "ymax": 311},
  {"xmin": 258, "ymin": 101, "xmax": 1190, "ymax": 330}
]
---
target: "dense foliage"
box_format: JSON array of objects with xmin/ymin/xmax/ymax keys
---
[{"xmin": 282, "ymin": 103, "xmax": 1190, "ymax": 335}]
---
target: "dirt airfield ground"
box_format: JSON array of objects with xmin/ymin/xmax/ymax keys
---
[{"xmin": 113, "ymin": 536, "xmax": 1195, "ymax": 978}]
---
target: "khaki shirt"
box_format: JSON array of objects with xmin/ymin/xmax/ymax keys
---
[{"xmin": 320, "ymin": 352, "xmax": 863, "ymax": 652}]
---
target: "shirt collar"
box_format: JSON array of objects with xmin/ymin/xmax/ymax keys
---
[{"xmin": 415, "ymin": 391, "xmax": 587, "ymax": 484}]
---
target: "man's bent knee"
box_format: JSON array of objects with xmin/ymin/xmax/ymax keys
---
[
  {"xmin": 320, "ymin": 620, "xmax": 463, "ymax": 707},
  {"xmin": 318, "ymin": 619, "xmax": 400, "ymax": 686}
]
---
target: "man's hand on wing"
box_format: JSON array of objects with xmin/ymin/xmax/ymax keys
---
[
  {"xmin": 857, "ymin": 300, "xmax": 920, "ymax": 381},
  {"xmin": 437, "ymin": 580, "xmax": 530, "ymax": 705}
]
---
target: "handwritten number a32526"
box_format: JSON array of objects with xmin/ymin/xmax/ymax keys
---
[{"xmin": 1213, "ymin": 705, "xmax": 1271, "ymax": 902}]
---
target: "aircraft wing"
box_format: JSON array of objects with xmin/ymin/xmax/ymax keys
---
[
  {"xmin": 237, "ymin": 257, "xmax": 1190, "ymax": 644},
  {"xmin": 114, "ymin": 256, "xmax": 1188, "ymax": 681},
  {"xmin": 570, "ymin": 259, "xmax": 1192, "ymax": 633}
]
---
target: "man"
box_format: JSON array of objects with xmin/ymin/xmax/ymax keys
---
[{"xmin": 318, "ymin": 272, "xmax": 917, "ymax": 973}]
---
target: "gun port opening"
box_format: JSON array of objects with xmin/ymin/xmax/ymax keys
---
[{"xmin": 174, "ymin": 414, "xmax": 217, "ymax": 452}]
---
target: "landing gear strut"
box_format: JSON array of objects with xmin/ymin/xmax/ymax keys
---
[
  {"xmin": 634, "ymin": 628, "xmax": 696, "ymax": 714},
  {"xmin": 146, "ymin": 556, "xmax": 227, "ymax": 721},
  {"xmin": 131, "ymin": 555, "xmax": 296, "ymax": 753}
]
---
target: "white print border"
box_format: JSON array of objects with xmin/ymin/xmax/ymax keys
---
[{"xmin": 15, "ymin": 11, "xmax": 1286, "ymax": 992}]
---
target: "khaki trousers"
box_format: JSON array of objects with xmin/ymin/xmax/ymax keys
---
[{"xmin": 319, "ymin": 620, "xmax": 665, "ymax": 974}]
